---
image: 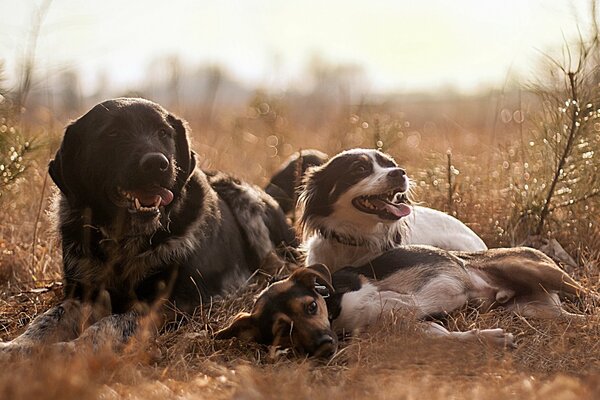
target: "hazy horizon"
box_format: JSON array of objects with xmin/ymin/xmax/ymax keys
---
[{"xmin": 0, "ymin": 0, "xmax": 594, "ymax": 97}]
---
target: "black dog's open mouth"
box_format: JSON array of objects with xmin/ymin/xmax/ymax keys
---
[
  {"xmin": 352, "ymin": 189, "xmax": 410, "ymax": 220},
  {"xmin": 115, "ymin": 186, "xmax": 174, "ymax": 215}
]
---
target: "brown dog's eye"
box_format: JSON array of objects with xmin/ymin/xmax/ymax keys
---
[
  {"xmin": 306, "ymin": 301, "xmax": 318, "ymax": 315},
  {"xmin": 158, "ymin": 129, "xmax": 169, "ymax": 138}
]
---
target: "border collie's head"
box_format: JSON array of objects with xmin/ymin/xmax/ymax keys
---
[{"xmin": 298, "ymin": 149, "xmax": 410, "ymax": 237}]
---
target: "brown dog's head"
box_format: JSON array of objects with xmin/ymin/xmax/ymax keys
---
[
  {"xmin": 216, "ymin": 264, "xmax": 337, "ymax": 358},
  {"xmin": 49, "ymin": 98, "xmax": 196, "ymax": 233}
]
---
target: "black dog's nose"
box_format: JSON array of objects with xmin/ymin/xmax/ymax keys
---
[
  {"xmin": 387, "ymin": 168, "xmax": 406, "ymax": 178},
  {"xmin": 140, "ymin": 153, "xmax": 169, "ymax": 173}
]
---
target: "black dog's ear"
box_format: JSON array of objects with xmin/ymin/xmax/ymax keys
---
[
  {"xmin": 214, "ymin": 312, "xmax": 260, "ymax": 342},
  {"xmin": 167, "ymin": 114, "xmax": 196, "ymax": 194},
  {"xmin": 49, "ymin": 122, "xmax": 84, "ymax": 205}
]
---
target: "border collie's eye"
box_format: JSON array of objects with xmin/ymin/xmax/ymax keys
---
[
  {"xmin": 355, "ymin": 164, "xmax": 367, "ymax": 173},
  {"xmin": 158, "ymin": 129, "xmax": 168, "ymax": 138},
  {"xmin": 306, "ymin": 301, "xmax": 318, "ymax": 315}
]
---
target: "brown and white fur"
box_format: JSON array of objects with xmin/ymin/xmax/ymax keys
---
[
  {"xmin": 298, "ymin": 148, "xmax": 487, "ymax": 271},
  {"xmin": 217, "ymin": 246, "xmax": 593, "ymax": 357}
]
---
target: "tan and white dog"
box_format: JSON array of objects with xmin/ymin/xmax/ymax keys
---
[{"xmin": 217, "ymin": 246, "xmax": 593, "ymax": 357}]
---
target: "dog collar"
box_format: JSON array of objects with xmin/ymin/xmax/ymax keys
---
[
  {"xmin": 317, "ymin": 228, "xmax": 403, "ymax": 249},
  {"xmin": 317, "ymin": 229, "xmax": 366, "ymax": 247}
]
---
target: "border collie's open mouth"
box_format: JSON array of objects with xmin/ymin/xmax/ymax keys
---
[
  {"xmin": 115, "ymin": 186, "xmax": 174, "ymax": 215},
  {"xmin": 352, "ymin": 189, "xmax": 410, "ymax": 220}
]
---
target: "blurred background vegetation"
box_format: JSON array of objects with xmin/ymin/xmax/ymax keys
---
[{"xmin": 1, "ymin": 0, "xmax": 600, "ymax": 284}]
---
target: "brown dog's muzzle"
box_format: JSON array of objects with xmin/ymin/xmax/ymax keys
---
[{"xmin": 311, "ymin": 332, "xmax": 337, "ymax": 358}]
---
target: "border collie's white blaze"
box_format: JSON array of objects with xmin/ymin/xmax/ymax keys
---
[{"xmin": 299, "ymin": 148, "xmax": 487, "ymax": 270}]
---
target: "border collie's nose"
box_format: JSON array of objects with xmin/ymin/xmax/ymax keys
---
[
  {"xmin": 387, "ymin": 168, "xmax": 406, "ymax": 178},
  {"xmin": 140, "ymin": 153, "xmax": 169, "ymax": 173}
]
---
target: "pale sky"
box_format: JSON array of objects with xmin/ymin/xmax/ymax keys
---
[{"xmin": 0, "ymin": 0, "xmax": 594, "ymax": 95}]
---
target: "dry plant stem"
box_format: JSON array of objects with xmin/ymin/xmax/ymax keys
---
[
  {"xmin": 16, "ymin": 0, "xmax": 53, "ymax": 111},
  {"xmin": 536, "ymin": 72, "xmax": 580, "ymax": 235},
  {"xmin": 30, "ymin": 168, "xmax": 49, "ymax": 270},
  {"xmin": 447, "ymin": 151, "xmax": 453, "ymax": 215}
]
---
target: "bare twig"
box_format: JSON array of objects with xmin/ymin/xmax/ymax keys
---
[
  {"xmin": 535, "ymin": 72, "xmax": 580, "ymax": 235},
  {"xmin": 16, "ymin": 0, "xmax": 53, "ymax": 111}
]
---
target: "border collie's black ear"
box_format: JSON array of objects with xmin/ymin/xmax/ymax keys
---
[
  {"xmin": 291, "ymin": 263, "xmax": 334, "ymax": 294},
  {"xmin": 214, "ymin": 312, "xmax": 260, "ymax": 342},
  {"xmin": 167, "ymin": 113, "xmax": 196, "ymax": 194},
  {"xmin": 48, "ymin": 122, "xmax": 84, "ymax": 205}
]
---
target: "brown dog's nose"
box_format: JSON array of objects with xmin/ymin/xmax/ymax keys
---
[
  {"xmin": 387, "ymin": 168, "xmax": 406, "ymax": 178},
  {"xmin": 314, "ymin": 334, "xmax": 337, "ymax": 358},
  {"xmin": 140, "ymin": 153, "xmax": 169, "ymax": 173}
]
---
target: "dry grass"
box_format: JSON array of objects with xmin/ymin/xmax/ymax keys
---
[{"xmin": 1, "ymin": 93, "xmax": 600, "ymax": 399}]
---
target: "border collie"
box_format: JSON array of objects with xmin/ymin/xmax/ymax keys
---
[{"xmin": 298, "ymin": 148, "xmax": 487, "ymax": 271}]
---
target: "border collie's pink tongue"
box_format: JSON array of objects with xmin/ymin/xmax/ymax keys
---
[
  {"xmin": 132, "ymin": 187, "xmax": 174, "ymax": 207},
  {"xmin": 371, "ymin": 199, "xmax": 411, "ymax": 218}
]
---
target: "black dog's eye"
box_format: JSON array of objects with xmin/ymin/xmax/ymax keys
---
[
  {"xmin": 306, "ymin": 301, "xmax": 318, "ymax": 315},
  {"xmin": 158, "ymin": 129, "xmax": 169, "ymax": 139}
]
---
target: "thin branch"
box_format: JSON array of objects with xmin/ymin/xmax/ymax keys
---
[
  {"xmin": 16, "ymin": 0, "xmax": 53, "ymax": 111},
  {"xmin": 536, "ymin": 72, "xmax": 580, "ymax": 234},
  {"xmin": 548, "ymin": 189, "xmax": 600, "ymax": 212}
]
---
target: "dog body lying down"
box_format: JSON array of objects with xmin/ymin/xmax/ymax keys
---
[
  {"xmin": 265, "ymin": 149, "xmax": 329, "ymax": 215},
  {"xmin": 1, "ymin": 98, "xmax": 295, "ymax": 352},
  {"xmin": 217, "ymin": 246, "xmax": 589, "ymax": 357},
  {"xmin": 298, "ymin": 148, "xmax": 487, "ymax": 271}
]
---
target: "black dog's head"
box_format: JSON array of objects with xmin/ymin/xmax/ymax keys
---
[
  {"xmin": 215, "ymin": 264, "xmax": 337, "ymax": 358},
  {"xmin": 49, "ymin": 98, "xmax": 196, "ymax": 233},
  {"xmin": 298, "ymin": 148, "xmax": 411, "ymax": 236}
]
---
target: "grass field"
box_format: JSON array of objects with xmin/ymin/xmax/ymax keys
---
[{"xmin": 1, "ymin": 68, "xmax": 600, "ymax": 398}]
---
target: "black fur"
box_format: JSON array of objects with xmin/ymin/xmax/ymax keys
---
[
  {"xmin": 265, "ymin": 150, "xmax": 328, "ymax": 214},
  {"xmin": 52, "ymin": 98, "xmax": 295, "ymax": 314},
  {"xmin": 2, "ymin": 98, "xmax": 297, "ymax": 353}
]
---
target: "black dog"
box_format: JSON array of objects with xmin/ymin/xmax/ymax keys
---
[
  {"xmin": 1, "ymin": 98, "xmax": 296, "ymax": 352},
  {"xmin": 265, "ymin": 149, "xmax": 328, "ymax": 215}
]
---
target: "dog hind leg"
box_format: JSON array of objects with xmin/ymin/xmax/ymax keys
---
[{"xmin": 506, "ymin": 293, "xmax": 587, "ymax": 321}]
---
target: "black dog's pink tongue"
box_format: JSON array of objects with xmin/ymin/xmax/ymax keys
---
[
  {"xmin": 371, "ymin": 199, "xmax": 411, "ymax": 218},
  {"xmin": 155, "ymin": 187, "xmax": 174, "ymax": 206},
  {"xmin": 132, "ymin": 187, "xmax": 174, "ymax": 207}
]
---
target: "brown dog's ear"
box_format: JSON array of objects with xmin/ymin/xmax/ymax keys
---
[
  {"xmin": 49, "ymin": 122, "xmax": 84, "ymax": 205},
  {"xmin": 167, "ymin": 114, "xmax": 196, "ymax": 194},
  {"xmin": 271, "ymin": 313, "xmax": 293, "ymax": 348},
  {"xmin": 214, "ymin": 312, "xmax": 260, "ymax": 342},
  {"xmin": 291, "ymin": 264, "xmax": 334, "ymax": 293}
]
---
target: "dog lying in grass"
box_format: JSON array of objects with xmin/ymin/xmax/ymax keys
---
[
  {"xmin": 1, "ymin": 98, "xmax": 296, "ymax": 354},
  {"xmin": 216, "ymin": 245, "xmax": 593, "ymax": 357},
  {"xmin": 298, "ymin": 148, "xmax": 488, "ymax": 270}
]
